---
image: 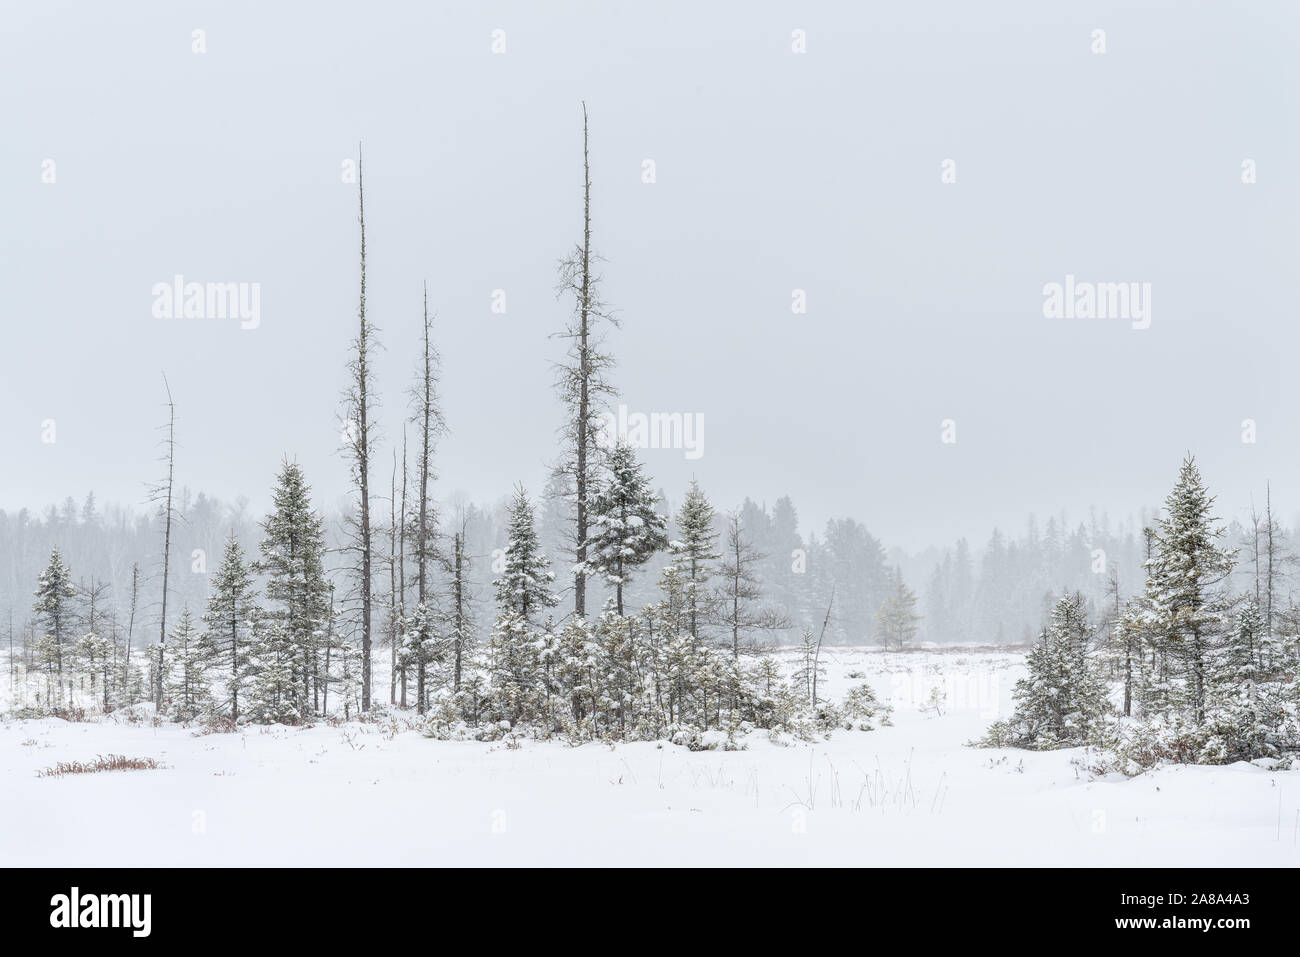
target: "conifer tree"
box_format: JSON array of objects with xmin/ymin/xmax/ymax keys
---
[
  {"xmin": 670, "ymin": 480, "xmax": 720, "ymax": 642},
  {"xmin": 399, "ymin": 601, "xmax": 446, "ymax": 713},
  {"xmin": 32, "ymin": 548, "xmax": 75, "ymax": 682},
  {"xmin": 74, "ymin": 631, "xmax": 113, "ymax": 713},
  {"xmin": 1144, "ymin": 456, "xmax": 1236, "ymax": 726},
  {"xmin": 495, "ymin": 487, "xmax": 559, "ymax": 625},
  {"xmin": 488, "ymin": 487, "xmax": 558, "ymax": 725},
  {"xmin": 449, "ymin": 525, "xmax": 474, "ymax": 691},
  {"xmin": 875, "ymin": 567, "xmax": 922, "ymax": 651},
  {"xmin": 981, "ymin": 593, "xmax": 1109, "ymax": 749},
  {"xmin": 243, "ymin": 620, "xmax": 300, "ymax": 724},
  {"xmin": 202, "ymin": 534, "xmax": 258, "ymax": 721},
  {"xmin": 1198, "ymin": 596, "xmax": 1297, "ymax": 762},
  {"xmin": 255, "ymin": 461, "xmax": 331, "ymax": 721},
  {"xmin": 167, "ymin": 607, "xmax": 210, "ymax": 721},
  {"xmin": 579, "ymin": 444, "xmax": 668, "ymax": 616}
]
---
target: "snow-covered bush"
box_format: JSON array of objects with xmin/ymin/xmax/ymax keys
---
[{"xmin": 842, "ymin": 682, "xmax": 892, "ymax": 731}]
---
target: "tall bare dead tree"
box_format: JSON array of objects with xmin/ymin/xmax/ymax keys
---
[
  {"xmin": 388, "ymin": 446, "xmax": 400, "ymax": 706},
  {"xmin": 124, "ymin": 561, "xmax": 138, "ymax": 693},
  {"xmin": 150, "ymin": 375, "xmax": 177, "ymax": 710},
  {"xmin": 1263, "ymin": 482, "xmax": 1292, "ymax": 637},
  {"xmin": 342, "ymin": 142, "xmax": 379, "ymax": 712},
  {"xmin": 554, "ymin": 102, "xmax": 619, "ymax": 619},
  {"xmin": 1246, "ymin": 483, "xmax": 1291, "ymax": 639},
  {"xmin": 449, "ymin": 512, "xmax": 473, "ymax": 691},
  {"xmin": 409, "ymin": 281, "xmax": 446, "ymax": 714},
  {"xmin": 399, "ymin": 431, "xmax": 409, "ymax": 707},
  {"xmin": 813, "ymin": 584, "xmax": 834, "ymax": 706}
]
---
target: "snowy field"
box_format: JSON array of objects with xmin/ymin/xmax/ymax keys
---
[{"xmin": 3, "ymin": 645, "xmax": 1298, "ymax": 867}]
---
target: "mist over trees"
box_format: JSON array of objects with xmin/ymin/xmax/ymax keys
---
[{"xmin": 5, "ymin": 484, "xmax": 1292, "ymax": 664}]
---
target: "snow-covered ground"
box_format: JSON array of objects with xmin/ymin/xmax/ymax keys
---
[{"xmin": 3, "ymin": 646, "xmax": 1297, "ymax": 866}]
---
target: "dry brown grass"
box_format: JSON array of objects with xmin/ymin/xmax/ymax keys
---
[
  {"xmin": 37, "ymin": 754, "xmax": 165, "ymax": 778},
  {"xmin": 191, "ymin": 715, "xmax": 239, "ymax": 736}
]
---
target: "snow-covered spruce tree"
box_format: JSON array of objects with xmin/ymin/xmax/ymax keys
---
[
  {"xmin": 670, "ymin": 480, "xmax": 721, "ymax": 642},
  {"xmin": 242, "ymin": 620, "xmax": 299, "ymax": 724},
  {"xmin": 790, "ymin": 628, "xmax": 824, "ymax": 705},
  {"xmin": 553, "ymin": 615, "xmax": 598, "ymax": 734},
  {"xmin": 841, "ymin": 681, "xmax": 891, "ymax": 731},
  {"xmin": 253, "ymin": 461, "xmax": 332, "ymax": 722},
  {"xmin": 322, "ymin": 601, "xmax": 363, "ymax": 720},
  {"xmin": 113, "ymin": 647, "xmax": 147, "ymax": 710},
  {"xmin": 980, "ymin": 593, "xmax": 1109, "ymax": 749},
  {"xmin": 448, "ymin": 526, "xmax": 474, "ymax": 691},
  {"xmin": 650, "ymin": 563, "xmax": 693, "ymax": 724},
  {"xmin": 593, "ymin": 604, "xmax": 641, "ymax": 736},
  {"xmin": 487, "ymin": 487, "xmax": 558, "ymax": 726},
  {"xmin": 1144, "ymin": 456, "xmax": 1236, "ymax": 727},
  {"xmin": 32, "ymin": 548, "xmax": 76, "ymax": 693},
  {"xmin": 1196, "ymin": 596, "xmax": 1298, "ymax": 763},
  {"xmin": 202, "ymin": 534, "xmax": 259, "ymax": 721},
  {"xmin": 487, "ymin": 610, "xmax": 537, "ymax": 727},
  {"xmin": 167, "ymin": 607, "xmax": 210, "ymax": 722},
  {"xmin": 875, "ymin": 567, "xmax": 922, "ymax": 651},
  {"xmin": 496, "ymin": 486, "xmax": 560, "ymax": 625},
  {"xmin": 399, "ymin": 601, "xmax": 447, "ymax": 713},
  {"xmin": 578, "ymin": 443, "xmax": 668, "ymax": 616},
  {"xmin": 74, "ymin": 631, "xmax": 114, "ymax": 713}
]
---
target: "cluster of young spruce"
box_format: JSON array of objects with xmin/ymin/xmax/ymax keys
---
[
  {"xmin": 980, "ymin": 457, "xmax": 1300, "ymax": 773},
  {"xmin": 20, "ymin": 454, "xmax": 890, "ymax": 745}
]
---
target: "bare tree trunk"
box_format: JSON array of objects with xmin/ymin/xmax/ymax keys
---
[
  {"xmin": 323, "ymin": 588, "xmax": 335, "ymax": 716},
  {"xmin": 1265, "ymin": 482, "xmax": 1275, "ymax": 638},
  {"xmin": 813, "ymin": 585, "xmax": 834, "ymax": 707},
  {"xmin": 730, "ymin": 522, "xmax": 741, "ymax": 660},
  {"xmin": 412, "ymin": 282, "xmax": 444, "ymax": 714},
  {"xmin": 349, "ymin": 142, "xmax": 375, "ymax": 713},
  {"xmin": 416, "ymin": 288, "xmax": 430, "ymax": 714},
  {"xmin": 399, "ymin": 432, "xmax": 408, "ymax": 708},
  {"xmin": 229, "ymin": 581, "xmax": 240, "ymax": 722},
  {"xmin": 124, "ymin": 563, "xmax": 138, "ymax": 695},
  {"xmin": 389, "ymin": 448, "xmax": 399, "ymax": 706},
  {"xmin": 574, "ymin": 103, "xmax": 593, "ymax": 619},
  {"xmin": 453, "ymin": 527, "xmax": 465, "ymax": 690},
  {"xmin": 154, "ymin": 376, "xmax": 176, "ymax": 711}
]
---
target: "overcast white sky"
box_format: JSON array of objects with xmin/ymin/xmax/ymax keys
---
[{"xmin": 2, "ymin": 1, "xmax": 1297, "ymax": 550}]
